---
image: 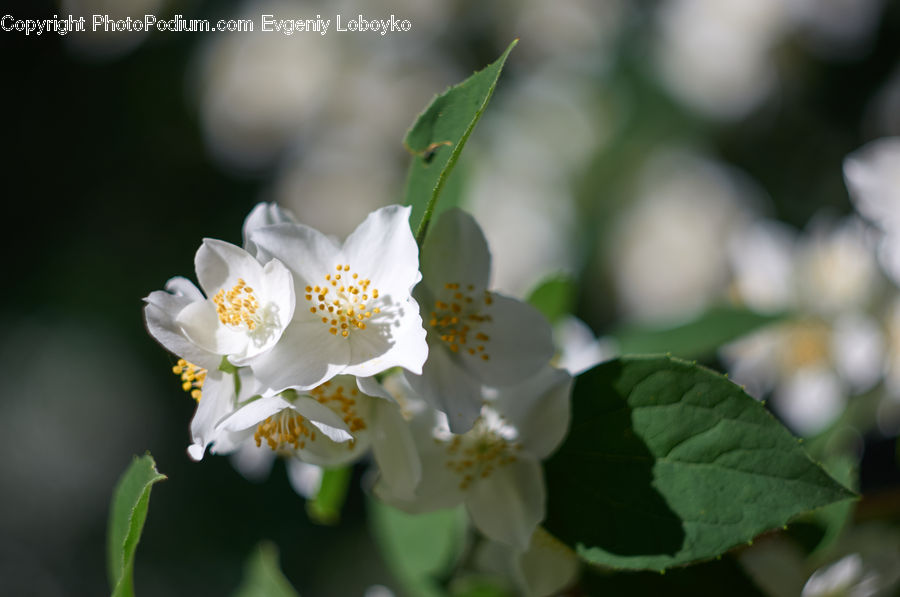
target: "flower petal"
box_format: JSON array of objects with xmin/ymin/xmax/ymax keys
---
[
  {"xmin": 466, "ymin": 453, "xmax": 545, "ymax": 550},
  {"xmin": 291, "ymin": 395, "xmax": 353, "ymax": 438},
  {"xmin": 492, "ymin": 367, "xmax": 573, "ymax": 460},
  {"xmin": 227, "ymin": 257, "xmax": 296, "ymax": 366},
  {"xmin": 375, "ymin": 416, "xmax": 467, "ymax": 511},
  {"xmin": 371, "ymin": 399, "xmax": 422, "ymax": 500},
  {"xmin": 457, "ymin": 293, "xmax": 554, "ymax": 387},
  {"xmin": 195, "ymin": 238, "xmax": 265, "ymax": 298},
  {"xmin": 176, "ymin": 299, "xmax": 249, "ymax": 357},
  {"xmin": 515, "ymin": 528, "xmax": 580, "ymax": 597},
  {"xmin": 249, "ymin": 318, "xmax": 350, "ymax": 391},
  {"xmin": 165, "ymin": 276, "xmax": 205, "ymax": 301},
  {"xmin": 421, "ymin": 208, "xmax": 491, "ymax": 292},
  {"xmin": 217, "ymin": 394, "xmax": 294, "ymax": 432},
  {"xmin": 405, "ymin": 345, "xmax": 483, "ymax": 434},
  {"xmin": 285, "ymin": 459, "xmax": 323, "ymax": 499},
  {"xmin": 229, "ymin": 441, "xmax": 277, "ymax": 482},
  {"xmin": 356, "ymin": 376, "xmax": 394, "ymax": 401},
  {"xmin": 343, "ymin": 295, "xmax": 428, "ymax": 377},
  {"xmin": 243, "ymin": 202, "xmax": 298, "ymax": 255},
  {"xmin": 188, "ymin": 370, "xmax": 237, "ymax": 460},
  {"xmin": 341, "ymin": 205, "xmax": 421, "ymax": 298},
  {"xmin": 143, "ymin": 286, "xmax": 220, "ymax": 370},
  {"xmin": 249, "ymin": 221, "xmax": 340, "ymax": 290}
]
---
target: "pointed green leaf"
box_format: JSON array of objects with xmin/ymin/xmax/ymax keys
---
[
  {"xmin": 107, "ymin": 453, "xmax": 166, "ymax": 597},
  {"xmin": 611, "ymin": 306, "xmax": 782, "ymax": 359},
  {"xmin": 404, "ymin": 40, "xmax": 517, "ymax": 245},
  {"xmin": 526, "ymin": 274, "xmax": 577, "ymax": 325},
  {"xmin": 232, "ymin": 542, "xmax": 300, "ymax": 597},
  {"xmin": 543, "ymin": 356, "xmax": 856, "ymax": 570},
  {"xmin": 583, "ymin": 555, "xmax": 767, "ymax": 596},
  {"xmin": 306, "ymin": 466, "xmax": 352, "ymax": 525},
  {"xmin": 369, "ymin": 499, "xmax": 467, "ymax": 597}
]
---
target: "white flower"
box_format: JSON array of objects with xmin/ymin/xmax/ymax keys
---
[
  {"xmin": 144, "ymin": 245, "xmax": 295, "ymax": 460},
  {"xmin": 723, "ymin": 214, "xmax": 887, "ymax": 435},
  {"xmin": 217, "ymin": 375, "xmax": 421, "ymax": 499},
  {"xmin": 247, "ymin": 205, "xmax": 428, "ymax": 390},
  {"xmin": 475, "ymin": 526, "xmax": 580, "ymax": 597},
  {"xmin": 404, "ymin": 209, "xmax": 555, "ymax": 432},
  {"xmin": 379, "ymin": 366, "xmax": 572, "ymax": 549},
  {"xmin": 144, "ymin": 239, "xmax": 295, "ymax": 370}
]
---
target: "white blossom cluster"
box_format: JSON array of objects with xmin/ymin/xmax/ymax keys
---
[
  {"xmin": 144, "ymin": 203, "xmax": 582, "ymax": 595},
  {"xmin": 720, "ymin": 136, "xmax": 900, "ymax": 438}
]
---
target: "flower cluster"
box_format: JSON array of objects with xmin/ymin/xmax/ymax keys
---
[{"xmin": 144, "ymin": 203, "xmax": 575, "ymax": 581}]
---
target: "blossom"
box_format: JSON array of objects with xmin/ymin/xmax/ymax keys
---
[
  {"xmin": 247, "ymin": 205, "xmax": 428, "ymax": 391},
  {"xmin": 217, "ymin": 375, "xmax": 421, "ymax": 499},
  {"xmin": 144, "ymin": 239, "xmax": 295, "ymax": 370},
  {"xmin": 404, "ymin": 209, "xmax": 555, "ymax": 432},
  {"xmin": 722, "ymin": 215, "xmax": 886, "ymax": 435},
  {"xmin": 378, "ymin": 366, "xmax": 572, "ymax": 549}
]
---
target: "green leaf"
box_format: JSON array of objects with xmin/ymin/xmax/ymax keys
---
[
  {"xmin": 788, "ymin": 452, "xmax": 857, "ymax": 555},
  {"xmin": 611, "ymin": 306, "xmax": 782, "ymax": 359},
  {"xmin": 404, "ymin": 40, "xmax": 517, "ymax": 246},
  {"xmin": 306, "ymin": 466, "xmax": 352, "ymax": 525},
  {"xmin": 543, "ymin": 356, "xmax": 856, "ymax": 571},
  {"xmin": 107, "ymin": 453, "xmax": 166, "ymax": 597},
  {"xmin": 369, "ymin": 499, "xmax": 467, "ymax": 597},
  {"xmin": 583, "ymin": 555, "xmax": 767, "ymax": 596},
  {"xmin": 231, "ymin": 542, "xmax": 299, "ymax": 597},
  {"xmin": 526, "ymin": 274, "xmax": 576, "ymax": 325}
]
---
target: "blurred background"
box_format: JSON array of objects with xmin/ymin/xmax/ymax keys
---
[{"xmin": 2, "ymin": 0, "xmax": 900, "ymax": 595}]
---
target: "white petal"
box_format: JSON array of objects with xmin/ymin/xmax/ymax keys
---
[
  {"xmin": 188, "ymin": 371, "xmax": 237, "ymax": 460},
  {"xmin": 143, "ymin": 289, "xmax": 220, "ymax": 370},
  {"xmin": 176, "ymin": 299, "xmax": 249, "ymax": 357},
  {"xmin": 405, "ymin": 345, "xmax": 483, "ymax": 433},
  {"xmin": 285, "ymin": 459, "xmax": 323, "ymax": 499},
  {"xmin": 165, "ymin": 276, "xmax": 205, "ymax": 301},
  {"xmin": 356, "ymin": 376, "xmax": 395, "ymax": 401},
  {"xmin": 371, "ymin": 399, "xmax": 422, "ymax": 500},
  {"xmin": 218, "ymin": 394, "xmax": 294, "ymax": 432},
  {"xmin": 249, "ymin": 221, "xmax": 340, "ymax": 288},
  {"xmin": 292, "ymin": 395, "xmax": 353, "ymax": 439},
  {"xmin": 376, "ymin": 425, "xmax": 467, "ymax": 512},
  {"xmin": 773, "ymin": 367, "xmax": 846, "ymax": 436},
  {"xmin": 343, "ymin": 296, "xmax": 428, "ymax": 377},
  {"xmin": 843, "ymin": 137, "xmax": 900, "ymax": 231},
  {"xmin": 466, "ymin": 454, "xmax": 545, "ymax": 550},
  {"xmin": 340, "ymin": 205, "xmax": 421, "ymax": 298},
  {"xmin": 242, "ymin": 202, "xmax": 298, "ymax": 255},
  {"xmin": 194, "ymin": 238, "xmax": 265, "ymax": 298},
  {"xmin": 249, "ymin": 318, "xmax": 350, "ymax": 391},
  {"xmin": 457, "ymin": 293, "xmax": 554, "ymax": 387},
  {"xmin": 229, "ymin": 441, "xmax": 277, "ymax": 482},
  {"xmin": 421, "ymin": 209, "xmax": 491, "ymax": 292},
  {"xmin": 493, "ymin": 367, "xmax": 573, "ymax": 460},
  {"xmin": 515, "ymin": 527, "xmax": 580, "ymax": 597},
  {"xmin": 554, "ymin": 316, "xmax": 615, "ymax": 375},
  {"xmin": 831, "ymin": 311, "xmax": 885, "ymax": 392},
  {"xmin": 475, "ymin": 528, "xmax": 579, "ymax": 597}
]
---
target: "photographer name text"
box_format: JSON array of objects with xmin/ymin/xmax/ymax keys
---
[{"xmin": 1, "ymin": 13, "xmax": 412, "ymax": 36}]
